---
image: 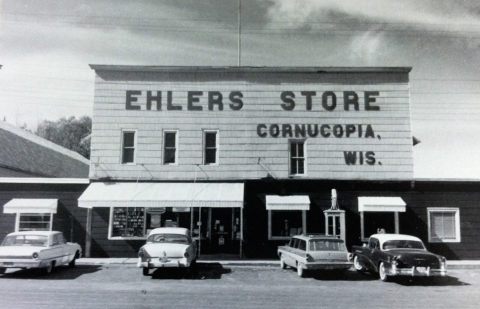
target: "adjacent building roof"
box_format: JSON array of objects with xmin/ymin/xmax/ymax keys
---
[{"xmin": 0, "ymin": 121, "xmax": 89, "ymax": 178}]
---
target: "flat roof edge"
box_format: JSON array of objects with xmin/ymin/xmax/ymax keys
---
[{"xmin": 89, "ymin": 65, "xmax": 412, "ymax": 74}]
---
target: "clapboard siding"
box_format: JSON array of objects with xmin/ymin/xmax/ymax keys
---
[{"xmin": 90, "ymin": 68, "xmax": 413, "ymax": 181}]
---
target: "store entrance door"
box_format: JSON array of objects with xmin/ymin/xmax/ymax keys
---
[{"xmin": 191, "ymin": 208, "xmax": 241, "ymax": 256}]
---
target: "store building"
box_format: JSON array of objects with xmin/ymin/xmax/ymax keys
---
[
  {"xmin": 0, "ymin": 121, "xmax": 89, "ymax": 245},
  {"xmin": 79, "ymin": 66, "xmax": 480, "ymax": 259}
]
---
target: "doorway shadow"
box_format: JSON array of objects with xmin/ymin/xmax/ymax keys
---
[
  {"xmin": 149, "ymin": 262, "xmax": 231, "ymax": 280},
  {"xmin": 0, "ymin": 265, "xmax": 102, "ymax": 280}
]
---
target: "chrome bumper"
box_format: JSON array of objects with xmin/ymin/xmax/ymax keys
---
[
  {"xmin": 386, "ymin": 265, "xmax": 447, "ymax": 277},
  {"xmin": 304, "ymin": 261, "xmax": 353, "ymax": 270},
  {"xmin": 137, "ymin": 257, "xmax": 190, "ymax": 268},
  {"xmin": 0, "ymin": 259, "xmax": 45, "ymax": 269}
]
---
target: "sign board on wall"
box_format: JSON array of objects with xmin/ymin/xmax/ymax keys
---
[{"xmin": 90, "ymin": 67, "xmax": 413, "ymax": 181}]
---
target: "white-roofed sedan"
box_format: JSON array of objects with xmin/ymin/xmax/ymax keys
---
[
  {"xmin": 0, "ymin": 231, "xmax": 82, "ymax": 275},
  {"xmin": 137, "ymin": 227, "xmax": 197, "ymax": 276}
]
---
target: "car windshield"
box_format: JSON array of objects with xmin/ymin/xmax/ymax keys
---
[
  {"xmin": 309, "ymin": 239, "xmax": 346, "ymax": 251},
  {"xmin": 383, "ymin": 240, "xmax": 425, "ymax": 250},
  {"xmin": 147, "ymin": 233, "xmax": 190, "ymax": 244},
  {"xmin": 1, "ymin": 235, "xmax": 48, "ymax": 247}
]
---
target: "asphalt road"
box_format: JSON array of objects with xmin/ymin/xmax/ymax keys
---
[{"xmin": 0, "ymin": 263, "xmax": 479, "ymax": 309}]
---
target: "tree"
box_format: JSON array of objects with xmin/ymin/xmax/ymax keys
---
[{"xmin": 36, "ymin": 116, "xmax": 91, "ymax": 159}]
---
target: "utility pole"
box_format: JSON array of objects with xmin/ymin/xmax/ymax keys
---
[{"xmin": 237, "ymin": 0, "xmax": 241, "ymax": 66}]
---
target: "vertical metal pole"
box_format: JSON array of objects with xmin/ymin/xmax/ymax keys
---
[
  {"xmin": 394, "ymin": 212, "xmax": 400, "ymax": 234},
  {"xmin": 360, "ymin": 211, "xmax": 365, "ymax": 241},
  {"xmin": 190, "ymin": 207, "xmax": 194, "ymax": 234},
  {"xmin": 240, "ymin": 207, "xmax": 243, "ymax": 258},
  {"xmin": 85, "ymin": 208, "xmax": 92, "ymax": 258},
  {"xmin": 198, "ymin": 207, "xmax": 202, "ymax": 256},
  {"xmin": 237, "ymin": 0, "xmax": 241, "ymax": 66},
  {"xmin": 302, "ymin": 210, "xmax": 307, "ymax": 234}
]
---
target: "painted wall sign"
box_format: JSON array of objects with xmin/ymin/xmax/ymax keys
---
[{"xmin": 91, "ymin": 70, "xmax": 413, "ymax": 180}]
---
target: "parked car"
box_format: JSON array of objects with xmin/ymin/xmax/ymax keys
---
[
  {"xmin": 137, "ymin": 227, "xmax": 197, "ymax": 276},
  {"xmin": 277, "ymin": 234, "xmax": 352, "ymax": 277},
  {"xmin": 352, "ymin": 233, "xmax": 447, "ymax": 281},
  {"xmin": 0, "ymin": 231, "xmax": 82, "ymax": 275}
]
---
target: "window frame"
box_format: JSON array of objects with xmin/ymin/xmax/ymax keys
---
[
  {"xmin": 289, "ymin": 139, "xmax": 307, "ymax": 176},
  {"xmin": 15, "ymin": 213, "xmax": 53, "ymax": 232},
  {"xmin": 427, "ymin": 207, "xmax": 461, "ymax": 243},
  {"xmin": 108, "ymin": 207, "xmax": 148, "ymax": 240},
  {"xmin": 163, "ymin": 130, "xmax": 179, "ymax": 165},
  {"xmin": 120, "ymin": 129, "xmax": 137, "ymax": 165},
  {"xmin": 268, "ymin": 210, "xmax": 307, "ymax": 240},
  {"xmin": 203, "ymin": 130, "xmax": 219, "ymax": 165}
]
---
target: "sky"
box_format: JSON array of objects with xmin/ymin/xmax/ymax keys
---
[{"xmin": 0, "ymin": 0, "xmax": 479, "ymax": 179}]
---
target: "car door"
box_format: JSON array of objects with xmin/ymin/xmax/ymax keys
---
[
  {"xmin": 49, "ymin": 233, "xmax": 66, "ymax": 266},
  {"xmin": 370, "ymin": 238, "xmax": 382, "ymax": 271},
  {"xmin": 285, "ymin": 238, "xmax": 298, "ymax": 267},
  {"xmin": 365, "ymin": 237, "xmax": 380, "ymax": 271}
]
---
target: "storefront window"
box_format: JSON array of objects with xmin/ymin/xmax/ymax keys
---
[
  {"xmin": 110, "ymin": 207, "xmax": 146, "ymax": 239},
  {"xmin": 428, "ymin": 208, "xmax": 460, "ymax": 243},
  {"xmin": 269, "ymin": 210, "xmax": 305, "ymax": 240},
  {"xmin": 17, "ymin": 213, "xmax": 52, "ymax": 231}
]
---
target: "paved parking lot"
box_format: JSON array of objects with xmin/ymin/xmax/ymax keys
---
[{"xmin": 0, "ymin": 263, "xmax": 479, "ymax": 309}]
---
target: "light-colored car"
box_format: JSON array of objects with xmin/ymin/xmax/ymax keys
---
[
  {"xmin": 137, "ymin": 227, "xmax": 197, "ymax": 276},
  {"xmin": 0, "ymin": 231, "xmax": 82, "ymax": 275},
  {"xmin": 277, "ymin": 234, "xmax": 352, "ymax": 277}
]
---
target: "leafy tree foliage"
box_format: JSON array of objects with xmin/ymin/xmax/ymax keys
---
[{"xmin": 36, "ymin": 116, "xmax": 91, "ymax": 159}]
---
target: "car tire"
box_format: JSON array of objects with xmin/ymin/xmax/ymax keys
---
[
  {"xmin": 0, "ymin": 267, "xmax": 5, "ymax": 274},
  {"xmin": 353, "ymin": 255, "xmax": 365, "ymax": 272},
  {"xmin": 280, "ymin": 257, "xmax": 287, "ymax": 269},
  {"xmin": 69, "ymin": 251, "xmax": 80, "ymax": 268},
  {"xmin": 297, "ymin": 263, "xmax": 305, "ymax": 278},
  {"xmin": 43, "ymin": 262, "xmax": 55, "ymax": 275},
  {"xmin": 142, "ymin": 267, "xmax": 149, "ymax": 276},
  {"xmin": 379, "ymin": 262, "xmax": 389, "ymax": 282}
]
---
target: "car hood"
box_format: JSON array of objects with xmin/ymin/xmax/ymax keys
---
[
  {"xmin": 386, "ymin": 249, "xmax": 442, "ymax": 267},
  {"xmin": 142, "ymin": 243, "xmax": 190, "ymax": 258},
  {"xmin": 0, "ymin": 246, "xmax": 45, "ymax": 257}
]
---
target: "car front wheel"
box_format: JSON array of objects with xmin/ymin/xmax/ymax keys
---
[
  {"xmin": 280, "ymin": 256, "xmax": 287, "ymax": 269},
  {"xmin": 0, "ymin": 267, "xmax": 5, "ymax": 274},
  {"xmin": 142, "ymin": 267, "xmax": 149, "ymax": 276},
  {"xmin": 353, "ymin": 256, "xmax": 365, "ymax": 272},
  {"xmin": 43, "ymin": 262, "xmax": 55, "ymax": 275},
  {"xmin": 297, "ymin": 263, "xmax": 305, "ymax": 277},
  {"xmin": 379, "ymin": 262, "xmax": 389, "ymax": 282}
]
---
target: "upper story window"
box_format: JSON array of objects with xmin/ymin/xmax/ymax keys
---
[
  {"xmin": 289, "ymin": 140, "xmax": 306, "ymax": 176},
  {"xmin": 428, "ymin": 208, "xmax": 461, "ymax": 243},
  {"xmin": 163, "ymin": 131, "xmax": 178, "ymax": 164},
  {"xmin": 121, "ymin": 131, "xmax": 136, "ymax": 164},
  {"xmin": 204, "ymin": 130, "xmax": 218, "ymax": 165}
]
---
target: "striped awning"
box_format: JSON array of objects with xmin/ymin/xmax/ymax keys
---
[
  {"xmin": 266, "ymin": 195, "xmax": 310, "ymax": 210},
  {"xmin": 358, "ymin": 197, "xmax": 406, "ymax": 212},
  {"xmin": 3, "ymin": 199, "xmax": 58, "ymax": 214},
  {"xmin": 78, "ymin": 182, "xmax": 244, "ymax": 208}
]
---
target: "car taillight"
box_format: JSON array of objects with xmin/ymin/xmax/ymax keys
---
[
  {"xmin": 306, "ymin": 254, "xmax": 314, "ymax": 262},
  {"xmin": 32, "ymin": 252, "xmax": 39, "ymax": 259}
]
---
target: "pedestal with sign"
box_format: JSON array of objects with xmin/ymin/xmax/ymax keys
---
[{"xmin": 324, "ymin": 189, "xmax": 346, "ymax": 242}]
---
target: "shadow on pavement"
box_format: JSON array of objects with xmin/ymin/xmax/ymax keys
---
[
  {"xmin": 392, "ymin": 275, "xmax": 470, "ymax": 286},
  {"xmin": 307, "ymin": 269, "xmax": 378, "ymax": 281},
  {"xmin": 0, "ymin": 265, "xmax": 102, "ymax": 280},
  {"xmin": 149, "ymin": 262, "xmax": 231, "ymax": 280}
]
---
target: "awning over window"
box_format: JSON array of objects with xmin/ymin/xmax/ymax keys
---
[
  {"xmin": 358, "ymin": 197, "xmax": 406, "ymax": 212},
  {"xmin": 266, "ymin": 195, "xmax": 310, "ymax": 210},
  {"xmin": 78, "ymin": 182, "xmax": 244, "ymax": 208},
  {"xmin": 3, "ymin": 199, "xmax": 58, "ymax": 214}
]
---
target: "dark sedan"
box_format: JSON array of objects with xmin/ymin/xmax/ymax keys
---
[{"xmin": 352, "ymin": 234, "xmax": 447, "ymax": 281}]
